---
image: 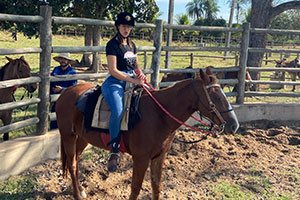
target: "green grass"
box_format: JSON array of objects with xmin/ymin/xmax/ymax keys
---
[
  {"xmin": 1, "ymin": 29, "xmax": 300, "ymax": 139},
  {"xmin": 0, "ymin": 175, "xmax": 38, "ymax": 200},
  {"xmin": 209, "ymin": 165, "xmax": 297, "ymax": 200}
]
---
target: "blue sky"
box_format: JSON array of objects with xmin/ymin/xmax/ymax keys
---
[{"xmin": 155, "ymin": 0, "xmax": 237, "ymax": 23}]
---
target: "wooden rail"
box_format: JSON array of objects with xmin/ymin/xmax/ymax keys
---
[{"xmin": 2, "ymin": 6, "xmax": 300, "ymax": 135}]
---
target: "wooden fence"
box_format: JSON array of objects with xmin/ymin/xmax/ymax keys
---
[{"xmin": 2, "ymin": 5, "xmax": 300, "ymax": 136}]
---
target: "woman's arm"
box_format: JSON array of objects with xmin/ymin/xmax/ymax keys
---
[
  {"xmin": 107, "ymin": 55, "xmax": 144, "ymax": 85},
  {"xmin": 134, "ymin": 56, "xmax": 146, "ymax": 80}
]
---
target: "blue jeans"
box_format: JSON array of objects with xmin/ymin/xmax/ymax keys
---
[{"xmin": 101, "ymin": 70, "xmax": 134, "ymax": 152}]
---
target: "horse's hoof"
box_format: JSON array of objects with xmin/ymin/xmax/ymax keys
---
[{"xmin": 80, "ymin": 190, "xmax": 87, "ymax": 198}]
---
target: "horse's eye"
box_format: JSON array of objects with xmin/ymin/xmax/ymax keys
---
[{"xmin": 213, "ymin": 93, "xmax": 221, "ymax": 101}]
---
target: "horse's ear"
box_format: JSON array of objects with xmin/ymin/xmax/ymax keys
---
[
  {"xmin": 199, "ymin": 68, "xmax": 209, "ymax": 82},
  {"xmin": 6, "ymin": 56, "xmax": 13, "ymax": 62},
  {"xmin": 206, "ymin": 66, "xmax": 213, "ymax": 75},
  {"xmin": 20, "ymin": 56, "xmax": 25, "ymax": 60}
]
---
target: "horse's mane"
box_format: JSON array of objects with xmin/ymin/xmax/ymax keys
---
[{"xmin": 0, "ymin": 62, "xmax": 10, "ymax": 81}]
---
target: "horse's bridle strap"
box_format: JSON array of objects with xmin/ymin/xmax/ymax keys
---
[
  {"xmin": 201, "ymin": 83, "xmax": 226, "ymax": 125},
  {"xmin": 206, "ymin": 84, "xmax": 221, "ymax": 89}
]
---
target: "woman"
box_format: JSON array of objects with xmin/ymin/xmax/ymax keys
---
[{"xmin": 102, "ymin": 11, "xmax": 146, "ymax": 172}]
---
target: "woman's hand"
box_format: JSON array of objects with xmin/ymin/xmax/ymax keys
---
[
  {"xmin": 137, "ymin": 71, "xmax": 146, "ymax": 81},
  {"xmin": 132, "ymin": 76, "xmax": 144, "ymax": 86},
  {"xmin": 134, "ymin": 69, "xmax": 146, "ymax": 81}
]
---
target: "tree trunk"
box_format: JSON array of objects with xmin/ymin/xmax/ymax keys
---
[
  {"xmin": 224, "ymin": 0, "xmax": 235, "ymax": 57},
  {"xmin": 248, "ymin": 0, "xmax": 300, "ymax": 90},
  {"xmin": 247, "ymin": 0, "xmax": 272, "ymax": 90},
  {"xmin": 80, "ymin": 25, "xmax": 93, "ymax": 67},
  {"xmin": 92, "ymin": 25, "xmax": 102, "ymax": 71}
]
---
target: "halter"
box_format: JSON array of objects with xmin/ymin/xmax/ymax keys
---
[{"xmin": 192, "ymin": 79, "xmax": 233, "ymax": 133}]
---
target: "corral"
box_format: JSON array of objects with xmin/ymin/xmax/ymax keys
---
[{"xmin": 1, "ymin": 5, "xmax": 300, "ymax": 200}]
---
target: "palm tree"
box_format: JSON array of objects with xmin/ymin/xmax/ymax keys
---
[
  {"xmin": 186, "ymin": 0, "xmax": 219, "ymax": 21},
  {"xmin": 175, "ymin": 14, "xmax": 190, "ymax": 25},
  {"xmin": 186, "ymin": 0, "xmax": 204, "ymax": 20},
  {"xmin": 226, "ymin": 0, "xmax": 249, "ymax": 24},
  {"xmin": 203, "ymin": 0, "xmax": 219, "ymax": 21}
]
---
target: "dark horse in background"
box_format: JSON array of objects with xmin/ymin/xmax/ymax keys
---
[
  {"xmin": 0, "ymin": 56, "xmax": 37, "ymax": 141},
  {"xmin": 161, "ymin": 66, "xmax": 252, "ymax": 92},
  {"xmin": 275, "ymin": 58, "xmax": 300, "ymax": 91},
  {"xmin": 55, "ymin": 67, "xmax": 239, "ymax": 200}
]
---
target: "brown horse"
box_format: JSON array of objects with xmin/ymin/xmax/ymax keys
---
[
  {"xmin": 161, "ymin": 66, "xmax": 195, "ymax": 82},
  {"xmin": 56, "ymin": 67, "xmax": 239, "ymax": 200},
  {"xmin": 216, "ymin": 70, "xmax": 253, "ymax": 92},
  {"xmin": 161, "ymin": 66, "xmax": 252, "ymax": 91},
  {"xmin": 275, "ymin": 58, "xmax": 300, "ymax": 91},
  {"xmin": 0, "ymin": 56, "xmax": 37, "ymax": 141}
]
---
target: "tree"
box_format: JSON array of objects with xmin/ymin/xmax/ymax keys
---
[
  {"xmin": 175, "ymin": 14, "xmax": 190, "ymax": 25},
  {"xmin": 231, "ymin": 0, "xmax": 249, "ymax": 24},
  {"xmin": 185, "ymin": 0, "xmax": 219, "ymax": 21},
  {"xmin": 203, "ymin": 0, "xmax": 219, "ymax": 23},
  {"xmin": 174, "ymin": 14, "xmax": 190, "ymax": 38},
  {"xmin": 68, "ymin": 0, "xmax": 159, "ymax": 69},
  {"xmin": 224, "ymin": 0, "xmax": 235, "ymax": 57},
  {"xmin": 0, "ymin": 0, "xmax": 159, "ymax": 69},
  {"xmin": 186, "ymin": 0, "xmax": 203, "ymax": 20},
  {"xmin": 248, "ymin": 0, "xmax": 300, "ymax": 87},
  {"xmin": 194, "ymin": 18, "xmax": 226, "ymax": 38},
  {"xmin": 0, "ymin": 0, "xmax": 70, "ymax": 37}
]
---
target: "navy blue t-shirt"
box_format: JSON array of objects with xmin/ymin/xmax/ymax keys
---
[
  {"xmin": 50, "ymin": 65, "xmax": 77, "ymax": 94},
  {"xmin": 106, "ymin": 37, "xmax": 137, "ymax": 71}
]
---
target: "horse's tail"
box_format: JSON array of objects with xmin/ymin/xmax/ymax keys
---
[{"xmin": 60, "ymin": 135, "xmax": 68, "ymax": 178}]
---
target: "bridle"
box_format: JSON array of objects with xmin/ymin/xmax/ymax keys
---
[{"xmin": 191, "ymin": 79, "xmax": 233, "ymax": 133}]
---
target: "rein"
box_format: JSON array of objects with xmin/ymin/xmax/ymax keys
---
[
  {"xmin": 141, "ymin": 81, "xmax": 222, "ymax": 136},
  {"xmin": 134, "ymin": 69, "xmax": 221, "ymax": 136},
  {"xmin": 12, "ymin": 89, "xmax": 33, "ymax": 111}
]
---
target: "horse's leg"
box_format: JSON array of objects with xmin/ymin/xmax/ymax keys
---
[
  {"xmin": 291, "ymin": 73, "xmax": 296, "ymax": 91},
  {"xmin": 129, "ymin": 156, "xmax": 150, "ymax": 200},
  {"xmin": 150, "ymin": 153, "xmax": 168, "ymax": 200},
  {"xmin": 63, "ymin": 134, "xmax": 82, "ymax": 200},
  {"xmin": 75, "ymin": 137, "xmax": 89, "ymax": 198},
  {"xmin": 2, "ymin": 110, "xmax": 12, "ymax": 141}
]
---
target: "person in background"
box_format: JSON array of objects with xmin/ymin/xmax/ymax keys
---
[
  {"xmin": 11, "ymin": 31, "xmax": 17, "ymax": 41},
  {"xmin": 50, "ymin": 53, "xmax": 77, "ymax": 130},
  {"xmin": 102, "ymin": 11, "xmax": 146, "ymax": 172}
]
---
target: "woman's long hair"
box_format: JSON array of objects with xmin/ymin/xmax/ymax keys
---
[{"xmin": 115, "ymin": 32, "xmax": 134, "ymax": 49}]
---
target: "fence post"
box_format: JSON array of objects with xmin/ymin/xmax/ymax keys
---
[
  {"xmin": 37, "ymin": 5, "xmax": 52, "ymax": 135},
  {"xmin": 164, "ymin": 0, "xmax": 174, "ymax": 69},
  {"xmin": 235, "ymin": 54, "xmax": 239, "ymax": 66},
  {"xmin": 150, "ymin": 19, "xmax": 163, "ymax": 89},
  {"xmin": 190, "ymin": 53, "xmax": 194, "ymax": 68},
  {"xmin": 236, "ymin": 23, "xmax": 250, "ymax": 104},
  {"xmin": 143, "ymin": 51, "xmax": 147, "ymax": 69}
]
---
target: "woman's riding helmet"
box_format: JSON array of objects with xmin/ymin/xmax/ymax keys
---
[{"xmin": 115, "ymin": 12, "xmax": 135, "ymax": 27}]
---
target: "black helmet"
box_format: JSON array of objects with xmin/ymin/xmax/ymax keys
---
[{"xmin": 115, "ymin": 12, "xmax": 135, "ymax": 27}]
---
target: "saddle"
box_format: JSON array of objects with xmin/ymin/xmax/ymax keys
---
[{"xmin": 75, "ymin": 84, "xmax": 143, "ymax": 133}]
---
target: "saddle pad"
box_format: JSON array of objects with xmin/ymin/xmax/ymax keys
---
[
  {"xmin": 91, "ymin": 88, "xmax": 134, "ymax": 131},
  {"xmin": 100, "ymin": 133, "xmax": 128, "ymax": 153}
]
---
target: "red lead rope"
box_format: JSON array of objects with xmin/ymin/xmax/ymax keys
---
[
  {"xmin": 141, "ymin": 83, "xmax": 217, "ymax": 136},
  {"xmin": 134, "ymin": 69, "xmax": 218, "ymax": 136}
]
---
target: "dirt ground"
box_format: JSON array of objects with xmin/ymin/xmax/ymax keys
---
[{"xmin": 17, "ymin": 120, "xmax": 300, "ymax": 199}]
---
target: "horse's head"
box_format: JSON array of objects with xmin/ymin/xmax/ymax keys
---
[
  {"xmin": 5, "ymin": 56, "xmax": 37, "ymax": 93},
  {"xmin": 194, "ymin": 66, "xmax": 239, "ymax": 134},
  {"xmin": 294, "ymin": 58, "xmax": 300, "ymax": 66},
  {"xmin": 275, "ymin": 59, "xmax": 286, "ymax": 67}
]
